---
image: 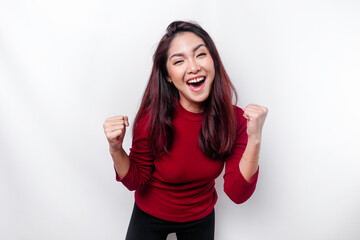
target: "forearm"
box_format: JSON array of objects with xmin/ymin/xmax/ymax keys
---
[
  {"xmin": 110, "ymin": 147, "xmax": 131, "ymax": 180},
  {"xmin": 239, "ymin": 137, "xmax": 260, "ymax": 182}
]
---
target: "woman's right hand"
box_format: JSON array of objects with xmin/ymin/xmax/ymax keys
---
[{"xmin": 103, "ymin": 116, "xmax": 129, "ymax": 153}]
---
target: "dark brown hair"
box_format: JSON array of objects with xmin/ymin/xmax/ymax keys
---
[{"xmin": 133, "ymin": 21, "xmax": 238, "ymax": 159}]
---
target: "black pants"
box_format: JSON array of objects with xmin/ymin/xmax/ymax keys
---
[{"xmin": 125, "ymin": 204, "xmax": 215, "ymax": 240}]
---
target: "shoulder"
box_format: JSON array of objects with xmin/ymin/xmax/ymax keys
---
[
  {"xmin": 133, "ymin": 111, "xmax": 151, "ymax": 137},
  {"xmin": 233, "ymin": 105, "xmax": 245, "ymax": 120},
  {"xmin": 137, "ymin": 111, "xmax": 151, "ymax": 126}
]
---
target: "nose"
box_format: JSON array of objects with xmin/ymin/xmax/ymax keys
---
[{"xmin": 187, "ymin": 59, "xmax": 200, "ymax": 74}]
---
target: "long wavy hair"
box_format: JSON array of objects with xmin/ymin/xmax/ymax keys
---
[{"xmin": 133, "ymin": 21, "xmax": 238, "ymax": 159}]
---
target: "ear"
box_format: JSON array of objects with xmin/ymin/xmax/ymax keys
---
[{"xmin": 166, "ymin": 77, "xmax": 172, "ymax": 83}]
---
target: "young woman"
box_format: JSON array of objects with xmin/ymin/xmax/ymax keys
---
[{"xmin": 103, "ymin": 21, "xmax": 268, "ymax": 240}]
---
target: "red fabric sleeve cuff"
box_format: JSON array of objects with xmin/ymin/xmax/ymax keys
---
[
  {"xmin": 114, "ymin": 160, "xmax": 132, "ymax": 182},
  {"xmin": 234, "ymin": 164, "xmax": 259, "ymax": 186}
]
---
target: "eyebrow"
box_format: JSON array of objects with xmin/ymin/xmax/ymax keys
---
[{"xmin": 169, "ymin": 44, "xmax": 206, "ymax": 60}]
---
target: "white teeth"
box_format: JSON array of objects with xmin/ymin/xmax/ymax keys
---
[{"xmin": 187, "ymin": 77, "xmax": 205, "ymax": 84}]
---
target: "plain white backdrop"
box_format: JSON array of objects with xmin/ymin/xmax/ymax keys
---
[{"xmin": 1, "ymin": 0, "xmax": 360, "ymax": 239}]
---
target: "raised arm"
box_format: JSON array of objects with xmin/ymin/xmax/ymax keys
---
[
  {"xmin": 103, "ymin": 113, "xmax": 154, "ymax": 190},
  {"xmin": 223, "ymin": 105, "xmax": 268, "ymax": 204},
  {"xmin": 103, "ymin": 115, "xmax": 131, "ymax": 179},
  {"xmin": 240, "ymin": 104, "xmax": 268, "ymax": 182}
]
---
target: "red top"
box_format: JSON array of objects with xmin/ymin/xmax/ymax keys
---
[{"xmin": 116, "ymin": 103, "xmax": 259, "ymax": 222}]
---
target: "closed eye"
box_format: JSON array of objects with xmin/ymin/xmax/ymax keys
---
[
  {"xmin": 197, "ymin": 52, "xmax": 207, "ymax": 57},
  {"xmin": 174, "ymin": 60, "xmax": 183, "ymax": 65}
]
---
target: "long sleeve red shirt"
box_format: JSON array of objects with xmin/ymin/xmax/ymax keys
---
[{"xmin": 116, "ymin": 103, "xmax": 259, "ymax": 222}]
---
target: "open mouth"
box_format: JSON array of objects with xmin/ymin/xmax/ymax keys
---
[{"xmin": 186, "ymin": 76, "xmax": 206, "ymax": 92}]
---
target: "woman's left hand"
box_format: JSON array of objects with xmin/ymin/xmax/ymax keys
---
[{"xmin": 243, "ymin": 104, "xmax": 268, "ymax": 141}]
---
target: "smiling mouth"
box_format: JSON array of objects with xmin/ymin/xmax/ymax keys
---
[{"xmin": 186, "ymin": 77, "xmax": 206, "ymax": 91}]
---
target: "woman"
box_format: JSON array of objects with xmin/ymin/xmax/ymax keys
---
[{"xmin": 103, "ymin": 21, "xmax": 268, "ymax": 240}]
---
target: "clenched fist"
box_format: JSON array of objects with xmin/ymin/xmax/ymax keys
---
[
  {"xmin": 243, "ymin": 104, "xmax": 268, "ymax": 141},
  {"xmin": 103, "ymin": 116, "xmax": 129, "ymax": 153}
]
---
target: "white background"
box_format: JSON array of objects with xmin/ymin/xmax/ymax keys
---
[{"xmin": 1, "ymin": 0, "xmax": 359, "ymax": 239}]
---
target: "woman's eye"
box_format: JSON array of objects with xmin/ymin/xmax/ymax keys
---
[
  {"xmin": 197, "ymin": 52, "xmax": 207, "ymax": 57},
  {"xmin": 174, "ymin": 60, "xmax": 183, "ymax": 65}
]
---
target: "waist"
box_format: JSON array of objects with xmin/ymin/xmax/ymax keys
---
[{"xmin": 134, "ymin": 179, "xmax": 218, "ymax": 222}]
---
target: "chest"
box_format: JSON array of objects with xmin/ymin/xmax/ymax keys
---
[{"xmin": 153, "ymin": 119, "xmax": 224, "ymax": 184}]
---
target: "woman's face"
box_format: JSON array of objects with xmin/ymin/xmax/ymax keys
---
[{"xmin": 166, "ymin": 32, "xmax": 215, "ymax": 113}]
